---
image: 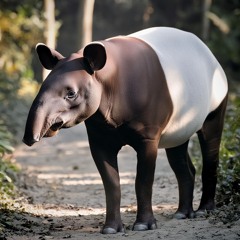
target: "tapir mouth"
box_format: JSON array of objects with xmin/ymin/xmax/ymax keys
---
[
  {"xmin": 44, "ymin": 120, "xmax": 64, "ymax": 138},
  {"xmin": 50, "ymin": 121, "xmax": 64, "ymax": 131}
]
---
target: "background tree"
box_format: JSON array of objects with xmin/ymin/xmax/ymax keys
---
[
  {"xmin": 202, "ymin": 0, "xmax": 212, "ymax": 41},
  {"xmin": 78, "ymin": 0, "xmax": 95, "ymax": 48},
  {"xmin": 55, "ymin": 0, "xmax": 94, "ymax": 54},
  {"xmin": 43, "ymin": 0, "xmax": 56, "ymax": 80}
]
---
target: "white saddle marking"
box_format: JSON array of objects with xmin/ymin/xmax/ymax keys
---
[{"xmin": 129, "ymin": 27, "xmax": 228, "ymax": 148}]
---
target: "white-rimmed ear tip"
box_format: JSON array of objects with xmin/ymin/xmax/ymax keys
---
[
  {"xmin": 35, "ymin": 43, "xmax": 47, "ymax": 50},
  {"xmin": 86, "ymin": 41, "xmax": 105, "ymax": 48}
]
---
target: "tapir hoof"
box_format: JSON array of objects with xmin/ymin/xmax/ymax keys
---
[
  {"xmin": 133, "ymin": 221, "xmax": 157, "ymax": 231},
  {"xmin": 101, "ymin": 227, "xmax": 117, "ymax": 234},
  {"xmin": 196, "ymin": 201, "xmax": 215, "ymax": 218},
  {"xmin": 195, "ymin": 210, "xmax": 207, "ymax": 218},
  {"xmin": 101, "ymin": 225, "xmax": 125, "ymax": 234},
  {"xmin": 195, "ymin": 207, "xmax": 215, "ymax": 218},
  {"xmin": 173, "ymin": 211, "xmax": 195, "ymax": 219}
]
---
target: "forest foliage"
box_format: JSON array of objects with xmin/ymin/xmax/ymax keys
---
[
  {"xmin": 0, "ymin": 0, "xmax": 239, "ymax": 210},
  {"xmin": 217, "ymin": 92, "xmax": 240, "ymax": 207}
]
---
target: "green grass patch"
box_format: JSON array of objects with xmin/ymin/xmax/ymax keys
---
[{"xmin": 0, "ymin": 121, "xmax": 20, "ymax": 207}]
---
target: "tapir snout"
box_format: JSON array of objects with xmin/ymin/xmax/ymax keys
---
[
  {"xmin": 22, "ymin": 137, "xmax": 39, "ymax": 147},
  {"xmin": 22, "ymin": 99, "xmax": 63, "ymax": 146}
]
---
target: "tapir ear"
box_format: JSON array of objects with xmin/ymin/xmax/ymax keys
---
[
  {"xmin": 35, "ymin": 43, "xmax": 64, "ymax": 70},
  {"xmin": 83, "ymin": 42, "xmax": 107, "ymax": 72}
]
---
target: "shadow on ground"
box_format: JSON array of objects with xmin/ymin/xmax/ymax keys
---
[{"xmin": 1, "ymin": 124, "xmax": 239, "ymax": 240}]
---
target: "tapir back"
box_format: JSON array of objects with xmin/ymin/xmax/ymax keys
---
[{"xmin": 130, "ymin": 27, "xmax": 228, "ymax": 148}]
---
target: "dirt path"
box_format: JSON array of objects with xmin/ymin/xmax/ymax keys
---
[{"xmin": 9, "ymin": 124, "xmax": 239, "ymax": 239}]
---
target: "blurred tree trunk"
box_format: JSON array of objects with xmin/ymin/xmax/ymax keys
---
[
  {"xmin": 43, "ymin": 0, "xmax": 56, "ymax": 80},
  {"xmin": 78, "ymin": 0, "xmax": 95, "ymax": 48},
  {"xmin": 202, "ymin": 0, "xmax": 212, "ymax": 41}
]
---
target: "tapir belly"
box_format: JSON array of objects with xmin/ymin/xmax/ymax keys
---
[{"xmin": 130, "ymin": 27, "xmax": 228, "ymax": 148}]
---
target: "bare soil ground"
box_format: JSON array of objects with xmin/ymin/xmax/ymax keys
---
[{"xmin": 4, "ymin": 124, "xmax": 240, "ymax": 239}]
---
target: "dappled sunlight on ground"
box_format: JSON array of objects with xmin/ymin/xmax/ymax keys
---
[
  {"xmin": 15, "ymin": 124, "xmax": 201, "ymax": 213},
  {"xmin": 10, "ymin": 124, "xmax": 239, "ymax": 239}
]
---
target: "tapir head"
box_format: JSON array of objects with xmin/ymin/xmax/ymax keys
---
[{"xmin": 23, "ymin": 42, "xmax": 106, "ymax": 146}]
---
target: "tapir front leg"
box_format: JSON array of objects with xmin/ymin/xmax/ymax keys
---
[
  {"xmin": 89, "ymin": 145, "xmax": 124, "ymax": 233},
  {"xmin": 165, "ymin": 141, "xmax": 196, "ymax": 219},
  {"xmin": 133, "ymin": 139, "xmax": 158, "ymax": 231},
  {"xmin": 86, "ymin": 123, "xmax": 124, "ymax": 234}
]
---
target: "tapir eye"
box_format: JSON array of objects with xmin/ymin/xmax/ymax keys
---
[{"xmin": 66, "ymin": 89, "xmax": 77, "ymax": 99}]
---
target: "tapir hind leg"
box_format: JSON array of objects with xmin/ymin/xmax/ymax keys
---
[
  {"xmin": 196, "ymin": 95, "xmax": 228, "ymax": 215},
  {"xmin": 165, "ymin": 141, "xmax": 196, "ymax": 219}
]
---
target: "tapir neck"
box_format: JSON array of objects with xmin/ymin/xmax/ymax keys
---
[{"xmin": 93, "ymin": 41, "xmax": 119, "ymax": 126}]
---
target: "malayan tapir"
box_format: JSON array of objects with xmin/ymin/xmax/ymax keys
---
[{"xmin": 23, "ymin": 27, "xmax": 228, "ymax": 234}]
